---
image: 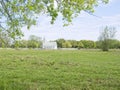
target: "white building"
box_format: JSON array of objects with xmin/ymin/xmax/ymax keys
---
[{"xmin": 42, "ymin": 41, "xmax": 57, "ymax": 50}]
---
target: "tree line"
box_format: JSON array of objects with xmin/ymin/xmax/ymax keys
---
[
  {"xmin": 56, "ymin": 39, "xmax": 120, "ymax": 49},
  {"xmin": 0, "ymin": 34, "xmax": 42, "ymax": 48},
  {"xmin": 56, "ymin": 26, "xmax": 120, "ymax": 51},
  {"xmin": 0, "ymin": 35, "xmax": 120, "ymax": 50},
  {"xmin": 0, "ymin": 26, "xmax": 119, "ymax": 51}
]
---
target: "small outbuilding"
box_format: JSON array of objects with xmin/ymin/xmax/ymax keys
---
[{"xmin": 42, "ymin": 41, "xmax": 57, "ymax": 50}]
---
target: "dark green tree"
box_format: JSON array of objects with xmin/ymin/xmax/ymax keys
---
[
  {"xmin": 56, "ymin": 39, "xmax": 65, "ymax": 48},
  {"xmin": 27, "ymin": 35, "xmax": 42, "ymax": 48},
  {"xmin": 62, "ymin": 41, "xmax": 72, "ymax": 48},
  {"xmin": 78, "ymin": 41, "xmax": 84, "ymax": 49},
  {"xmin": 19, "ymin": 40, "xmax": 28, "ymax": 48},
  {"xmin": 0, "ymin": 32, "xmax": 11, "ymax": 47},
  {"xmin": 98, "ymin": 26, "xmax": 116, "ymax": 51},
  {"xmin": 68, "ymin": 40, "xmax": 78, "ymax": 48},
  {"xmin": 80, "ymin": 40, "xmax": 96, "ymax": 48},
  {"xmin": 109, "ymin": 39, "xmax": 120, "ymax": 49}
]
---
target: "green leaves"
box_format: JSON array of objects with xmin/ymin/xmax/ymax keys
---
[{"xmin": 0, "ymin": 0, "xmax": 109, "ymax": 39}]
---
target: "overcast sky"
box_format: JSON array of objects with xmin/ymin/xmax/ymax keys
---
[{"xmin": 22, "ymin": 0, "xmax": 120, "ymax": 41}]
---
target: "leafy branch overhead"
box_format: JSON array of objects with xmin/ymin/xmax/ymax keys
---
[{"xmin": 0, "ymin": 0, "xmax": 109, "ymax": 39}]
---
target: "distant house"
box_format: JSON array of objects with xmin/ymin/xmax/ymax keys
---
[{"xmin": 42, "ymin": 41, "xmax": 57, "ymax": 49}]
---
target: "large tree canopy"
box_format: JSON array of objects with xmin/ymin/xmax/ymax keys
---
[{"xmin": 0, "ymin": 0, "xmax": 108, "ymax": 39}]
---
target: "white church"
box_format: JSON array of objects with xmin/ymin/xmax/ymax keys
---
[{"xmin": 42, "ymin": 38, "xmax": 57, "ymax": 50}]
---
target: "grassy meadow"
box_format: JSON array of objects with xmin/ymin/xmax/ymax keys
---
[{"xmin": 0, "ymin": 49, "xmax": 120, "ymax": 90}]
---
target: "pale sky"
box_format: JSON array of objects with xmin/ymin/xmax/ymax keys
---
[{"xmin": 22, "ymin": 0, "xmax": 120, "ymax": 41}]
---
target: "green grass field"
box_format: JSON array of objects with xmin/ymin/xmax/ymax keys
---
[{"xmin": 0, "ymin": 49, "xmax": 120, "ymax": 90}]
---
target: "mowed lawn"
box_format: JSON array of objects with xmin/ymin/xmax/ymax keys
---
[{"xmin": 0, "ymin": 49, "xmax": 120, "ymax": 90}]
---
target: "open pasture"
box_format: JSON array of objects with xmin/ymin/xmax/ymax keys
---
[{"xmin": 0, "ymin": 49, "xmax": 120, "ymax": 90}]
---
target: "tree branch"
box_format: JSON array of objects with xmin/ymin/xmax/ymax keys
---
[{"xmin": 1, "ymin": 0, "xmax": 13, "ymax": 22}]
